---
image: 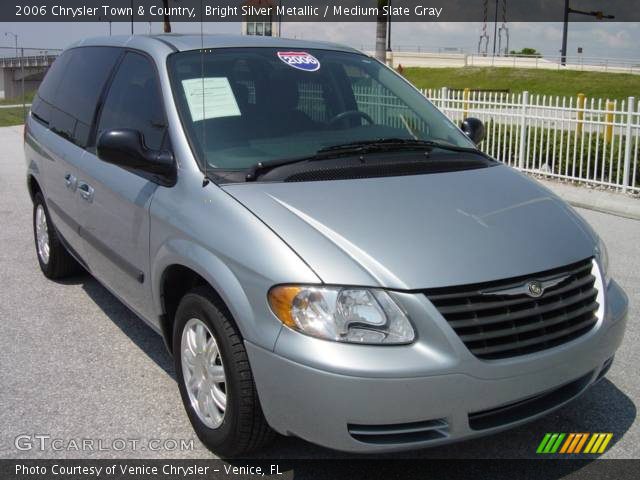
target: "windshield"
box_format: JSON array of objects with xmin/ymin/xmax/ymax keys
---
[{"xmin": 167, "ymin": 47, "xmax": 475, "ymax": 172}]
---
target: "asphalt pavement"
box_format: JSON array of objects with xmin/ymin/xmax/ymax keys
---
[{"xmin": 0, "ymin": 125, "xmax": 638, "ymax": 462}]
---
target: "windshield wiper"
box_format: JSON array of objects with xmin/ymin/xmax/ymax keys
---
[
  {"xmin": 245, "ymin": 146, "xmax": 375, "ymax": 181},
  {"xmin": 317, "ymin": 138, "xmax": 483, "ymax": 155},
  {"xmin": 245, "ymin": 156, "xmax": 320, "ymax": 181},
  {"xmin": 244, "ymin": 138, "xmax": 487, "ymax": 182}
]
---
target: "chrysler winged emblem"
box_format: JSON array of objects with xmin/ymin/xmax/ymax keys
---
[
  {"xmin": 527, "ymin": 280, "xmax": 544, "ymax": 298},
  {"xmin": 480, "ymin": 275, "xmax": 570, "ymax": 298}
]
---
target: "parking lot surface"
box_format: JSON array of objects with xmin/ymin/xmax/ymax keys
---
[{"xmin": 0, "ymin": 125, "xmax": 637, "ymax": 461}]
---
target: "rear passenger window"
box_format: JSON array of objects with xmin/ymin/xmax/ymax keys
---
[
  {"xmin": 97, "ymin": 52, "xmax": 166, "ymax": 151},
  {"xmin": 34, "ymin": 46, "xmax": 121, "ymax": 148},
  {"xmin": 55, "ymin": 47, "xmax": 121, "ymax": 126},
  {"xmin": 49, "ymin": 108, "xmax": 76, "ymax": 141},
  {"xmin": 30, "ymin": 95, "xmax": 52, "ymax": 125},
  {"xmin": 37, "ymin": 50, "xmax": 73, "ymax": 105},
  {"xmin": 31, "ymin": 50, "xmax": 73, "ymax": 125}
]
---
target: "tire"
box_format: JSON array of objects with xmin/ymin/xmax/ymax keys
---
[
  {"xmin": 33, "ymin": 192, "xmax": 81, "ymax": 279},
  {"xmin": 173, "ymin": 286, "xmax": 274, "ymax": 457}
]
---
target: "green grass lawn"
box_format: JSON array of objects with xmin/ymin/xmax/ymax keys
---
[
  {"xmin": 0, "ymin": 91, "xmax": 35, "ymax": 106},
  {"xmin": 402, "ymin": 67, "xmax": 640, "ymax": 102},
  {"xmin": 0, "ymin": 107, "xmax": 27, "ymax": 127}
]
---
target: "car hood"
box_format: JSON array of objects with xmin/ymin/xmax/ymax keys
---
[{"xmin": 222, "ymin": 165, "xmax": 598, "ymax": 289}]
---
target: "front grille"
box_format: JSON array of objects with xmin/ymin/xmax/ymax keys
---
[{"xmin": 424, "ymin": 258, "xmax": 599, "ymax": 360}]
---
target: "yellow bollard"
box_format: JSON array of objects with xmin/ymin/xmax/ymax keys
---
[
  {"xmin": 605, "ymin": 101, "xmax": 614, "ymax": 144},
  {"xmin": 463, "ymin": 88, "xmax": 471, "ymax": 118},
  {"xmin": 576, "ymin": 93, "xmax": 585, "ymax": 136}
]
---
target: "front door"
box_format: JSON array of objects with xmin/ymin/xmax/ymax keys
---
[{"xmin": 76, "ymin": 51, "xmax": 168, "ymax": 321}]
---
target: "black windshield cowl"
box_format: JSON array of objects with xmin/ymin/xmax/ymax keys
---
[
  {"xmin": 245, "ymin": 138, "xmax": 492, "ymax": 182},
  {"xmin": 282, "ymin": 157, "xmax": 495, "ymax": 183},
  {"xmin": 317, "ymin": 138, "xmax": 483, "ymax": 155}
]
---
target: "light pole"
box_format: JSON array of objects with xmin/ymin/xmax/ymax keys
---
[
  {"xmin": 4, "ymin": 31, "xmax": 18, "ymax": 58},
  {"xmin": 4, "ymin": 32, "xmax": 25, "ymax": 120},
  {"xmin": 492, "ymin": 0, "xmax": 499, "ymax": 55},
  {"xmin": 561, "ymin": 0, "xmax": 614, "ymax": 65},
  {"xmin": 98, "ymin": 16, "xmax": 112, "ymax": 36},
  {"xmin": 387, "ymin": 0, "xmax": 392, "ymax": 53}
]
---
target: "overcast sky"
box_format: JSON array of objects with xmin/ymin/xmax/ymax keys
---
[{"xmin": 0, "ymin": 21, "xmax": 637, "ymax": 61}]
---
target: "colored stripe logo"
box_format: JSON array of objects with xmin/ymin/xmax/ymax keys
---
[{"xmin": 537, "ymin": 433, "xmax": 613, "ymax": 454}]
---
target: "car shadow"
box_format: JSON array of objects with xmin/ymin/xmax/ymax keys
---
[
  {"xmin": 69, "ymin": 272, "xmax": 635, "ymax": 477},
  {"xmin": 65, "ymin": 273, "xmax": 177, "ymax": 380}
]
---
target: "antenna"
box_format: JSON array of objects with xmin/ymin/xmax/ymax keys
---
[{"xmin": 200, "ymin": 0, "xmax": 209, "ymax": 186}]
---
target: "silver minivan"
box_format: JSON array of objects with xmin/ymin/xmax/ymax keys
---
[{"xmin": 25, "ymin": 34, "xmax": 628, "ymax": 456}]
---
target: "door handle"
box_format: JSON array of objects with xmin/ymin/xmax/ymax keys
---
[
  {"xmin": 77, "ymin": 182, "xmax": 94, "ymax": 202},
  {"xmin": 64, "ymin": 173, "xmax": 77, "ymax": 191}
]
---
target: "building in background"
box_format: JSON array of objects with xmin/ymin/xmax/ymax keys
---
[{"xmin": 241, "ymin": 0, "xmax": 280, "ymax": 37}]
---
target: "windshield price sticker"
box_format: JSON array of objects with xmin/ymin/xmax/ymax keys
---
[
  {"xmin": 277, "ymin": 52, "xmax": 321, "ymax": 72},
  {"xmin": 181, "ymin": 77, "xmax": 241, "ymax": 122}
]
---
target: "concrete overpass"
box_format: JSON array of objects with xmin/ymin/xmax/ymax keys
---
[{"xmin": 0, "ymin": 54, "xmax": 59, "ymax": 100}]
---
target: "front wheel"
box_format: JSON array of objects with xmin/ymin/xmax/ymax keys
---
[{"xmin": 173, "ymin": 286, "xmax": 274, "ymax": 457}]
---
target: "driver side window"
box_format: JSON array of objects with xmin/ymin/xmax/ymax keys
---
[{"xmin": 97, "ymin": 52, "xmax": 166, "ymax": 151}]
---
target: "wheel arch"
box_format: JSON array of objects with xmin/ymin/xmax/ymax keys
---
[
  {"xmin": 153, "ymin": 239, "xmax": 277, "ymax": 355},
  {"xmin": 27, "ymin": 174, "xmax": 42, "ymax": 202},
  {"xmin": 158, "ymin": 263, "xmax": 234, "ymax": 354}
]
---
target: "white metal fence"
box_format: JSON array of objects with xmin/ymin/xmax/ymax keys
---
[
  {"xmin": 299, "ymin": 86, "xmax": 639, "ymax": 192},
  {"xmin": 422, "ymin": 88, "xmax": 640, "ymax": 193}
]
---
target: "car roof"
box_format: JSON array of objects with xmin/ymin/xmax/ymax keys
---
[{"xmin": 69, "ymin": 34, "xmax": 361, "ymax": 55}]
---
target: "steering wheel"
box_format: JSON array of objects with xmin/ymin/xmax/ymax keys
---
[{"xmin": 328, "ymin": 110, "xmax": 375, "ymax": 127}]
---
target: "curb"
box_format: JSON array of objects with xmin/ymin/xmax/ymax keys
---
[
  {"xmin": 565, "ymin": 200, "xmax": 640, "ymax": 221},
  {"xmin": 535, "ymin": 178, "xmax": 640, "ymax": 221}
]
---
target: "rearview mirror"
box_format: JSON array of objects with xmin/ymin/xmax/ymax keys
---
[
  {"xmin": 460, "ymin": 118, "xmax": 486, "ymax": 145},
  {"xmin": 97, "ymin": 129, "xmax": 175, "ymax": 179}
]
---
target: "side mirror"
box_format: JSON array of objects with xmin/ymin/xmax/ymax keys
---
[
  {"xmin": 460, "ymin": 117, "xmax": 486, "ymax": 145},
  {"xmin": 97, "ymin": 129, "xmax": 174, "ymax": 178}
]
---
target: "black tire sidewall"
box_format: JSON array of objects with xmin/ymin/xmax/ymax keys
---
[{"xmin": 173, "ymin": 292, "xmax": 242, "ymax": 453}]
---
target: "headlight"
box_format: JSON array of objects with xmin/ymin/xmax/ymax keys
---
[
  {"xmin": 595, "ymin": 237, "xmax": 611, "ymax": 286},
  {"xmin": 268, "ymin": 286, "xmax": 415, "ymax": 344}
]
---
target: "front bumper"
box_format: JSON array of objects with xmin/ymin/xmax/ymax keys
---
[{"xmin": 246, "ymin": 280, "xmax": 628, "ymax": 453}]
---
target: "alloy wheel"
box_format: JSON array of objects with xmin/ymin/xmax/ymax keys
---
[
  {"xmin": 181, "ymin": 318, "xmax": 227, "ymax": 429},
  {"xmin": 35, "ymin": 204, "xmax": 50, "ymax": 264}
]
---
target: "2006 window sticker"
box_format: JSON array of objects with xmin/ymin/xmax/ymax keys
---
[{"xmin": 277, "ymin": 51, "xmax": 321, "ymax": 72}]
